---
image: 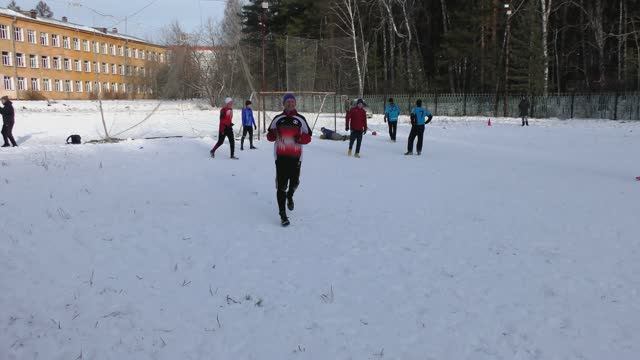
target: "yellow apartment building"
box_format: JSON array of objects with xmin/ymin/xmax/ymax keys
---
[{"xmin": 0, "ymin": 7, "xmax": 166, "ymax": 100}]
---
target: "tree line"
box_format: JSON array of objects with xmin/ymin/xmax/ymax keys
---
[{"xmin": 160, "ymin": 0, "xmax": 640, "ymax": 100}]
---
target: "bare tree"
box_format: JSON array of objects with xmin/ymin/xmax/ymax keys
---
[
  {"xmin": 540, "ymin": 0, "xmax": 553, "ymax": 95},
  {"xmin": 331, "ymin": 0, "xmax": 371, "ymax": 97}
]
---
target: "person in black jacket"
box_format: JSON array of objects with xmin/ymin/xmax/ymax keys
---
[
  {"xmin": 0, "ymin": 96, "xmax": 17, "ymax": 147},
  {"xmin": 519, "ymin": 96, "xmax": 530, "ymax": 127}
]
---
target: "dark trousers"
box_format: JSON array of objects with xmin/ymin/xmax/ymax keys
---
[
  {"xmin": 349, "ymin": 130, "xmax": 364, "ymax": 153},
  {"xmin": 2, "ymin": 120, "xmax": 17, "ymax": 146},
  {"xmin": 407, "ymin": 124, "xmax": 425, "ymax": 153},
  {"xmin": 211, "ymin": 127, "xmax": 235, "ymax": 157},
  {"xmin": 388, "ymin": 121, "xmax": 397, "ymax": 141},
  {"xmin": 241, "ymin": 126, "xmax": 254, "ymax": 149},
  {"xmin": 276, "ymin": 157, "xmax": 301, "ymax": 215}
]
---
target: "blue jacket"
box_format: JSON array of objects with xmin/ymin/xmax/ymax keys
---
[
  {"xmin": 242, "ymin": 107, "xmax": 256, "ymax": 127},
  {"xmin": 384, "ymin": 103, "xmax": 400, "ymax": 122},
  {"xmin": 411, "ymin": 107, "xmax": 433, "ymax": 126}
]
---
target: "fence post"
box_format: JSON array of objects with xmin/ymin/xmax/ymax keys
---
[
  {"xmin": 613, "ymin": 92, "xmax": 619, "ymax": 120},
  {"xmin": 570, "ymin": 92, "xmax": 575, "ymax": 119},
  {"xmin": 463, "ymin": 92, "xmax": 467, "ymax": 116}
]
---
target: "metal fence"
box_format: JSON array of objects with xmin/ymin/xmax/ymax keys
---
[{"xmin": 358, "ymin": 93, "xmax": 640, "ymax": 120}]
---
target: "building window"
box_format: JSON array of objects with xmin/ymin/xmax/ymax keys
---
[
  {"xmin": 64, "ymin": 80, "xmax": 72, "ymax": 92},
  {"xmin": 119, "ymin": 65, "xmax": 124, "ymax": 75},
  {"xmin": 160, "ymin": 53, "xmax": 165, "ymax": 63},
  {"xmin": 29, "ymin": 54, "xmax": 38, "ymax": 68},
  {"xmin": 75, "ymin": 80, "xmax": 82, "ymax": 92},
  {"xmin": 17, "ymin": 77, "xmax": 26, "ymax": 91},
  {"xmin": 95, "ymin": 81, "xmax": 101, "ymax": 93},
  {"xmin": 15, "ymin": 53, "xmax": 25, "ymax": 67},
  {"xmin": 140, "ymin": 51, "xmax": 146, "ymax": 60},
  {"xmin": 63, "ymin": 58, "xmax": 71, "ymax": 71},
  {"xmin": 27, "ymin": 30, "xmax": 36, "ymax": 44},
  {"xmin": 40, "ymin": 32, "xmax": 49, "ymax": 46},
  {"xmin": 141, "ymin": 67, "xmax": 146, "ymax": 76},
  {"xmin": 84, "ymin": 61, "xmax": 91, "ymax": 72},
  {"xmin": 111, "ymin": 64, "xmax": 117, "ymax": 74},
  {"xmin": 118, "ymin": 46, "xmax": 123, "ymax": 56},
  {"xmin": 30, "ymin": 78, "xmax": 40, "ymax": 91},
  {"xmin": 14, "ymin": 27, "xmax": 23, "ymax": 41},
  {"xmin": 73, "ymin": 37, "xmax": 80, "ymax": 50},
  {"xmin": 104, "ymin": 82, "xmax": 110, "ymax": 92},
  {"xmin": 102, "ymin": 43, "xmax": 107, "ymax": 54},
  {"xmin": 85, "ymin": 81, "xmax": 91, "ymax": 92},
  {"xmin": 74, "ymin": 60, "xmax": 81, "ymax": 72},
  {"xmin": 2, "ymin": 51, "xmax": 11, "ymax": 66},
  {"xmin": 83, "ymin": 39, "xmax": 89, "ymax": 52},
  {"xmin": 43, "ymin": 78, "xmax": 51, "ymax": 92},
  {"xmin": 63, "ymin": 36, "xmax": 70, "ymax": 49},
  {"xmin": 126, "ymin": 65, "xmax": 131, "ymax": 76},
  {"xmin": 51, "ymin": 34, "xmax": 60, "ymax": 47},
  {"xmin": 133, "ymin": 49, "xmax": 138, "ymax": 59},
  {"xmin": 102, "ymin": 63, "xmax": 108, "ymax": 74},
  {"xmin": 41, "ymin": 56, "xmax": 50, "ymax": 69},
  {"xmin": 52, "ymin": 57, "xmax": 60, "ymax": 70},
  {"xmin": 110, "ymin": 44, "xmax": 116, "ymax": 56},
  {"xmin": 0, "ymin": 24, "xmax": 8, "ymax": 39},
  {"xmin": 93, "ymin": 61, "xmax": 98, "ymax": 73},
  {"xmin": 54, "ymin": 79, "xmax": 61, "ymax": 92},
  {"xmin": 3, "ymin": 76, "xmax": 12, "ymax": 90},
  {"xmin": 113, "ymin": 83, "xmax": 119, "ymax": 92},
  {"xmin": 93, "ymin": 41, "xmax": 99, "ymax": 53}
]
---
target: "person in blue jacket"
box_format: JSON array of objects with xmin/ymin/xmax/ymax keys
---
[
  {"xmin": 384, "ymin": 97, "xmax": 400, "ymax": 142},
  {"xmin": 241, "ymin": 100, "xmax": 257, "ymax": 150},
  {"xmin": 405, "ymin": 99, "xmax": 432, "ymax": 156}
]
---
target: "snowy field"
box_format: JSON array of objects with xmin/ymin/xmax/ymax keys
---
[{"xmin": 1, "ymin": 100, "xmax": 640, "ymax": 359}]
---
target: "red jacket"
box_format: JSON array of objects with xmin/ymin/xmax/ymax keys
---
[
  {"xmin": 219, "ymin": 106, "xmax": 233, "ymax": 132},
  {"xmin": 346, "ymin": 107, "xmax": 367, "ymax": 131},
  {"xmin": 267, "ymin": 111, "xmax": 312, "ymax": 158}
]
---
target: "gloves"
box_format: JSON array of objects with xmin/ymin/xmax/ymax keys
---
[{"xmin": 254, "ymin": 125, "xmax": 257, "ymax": 130}]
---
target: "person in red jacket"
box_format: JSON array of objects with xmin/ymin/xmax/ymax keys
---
[
  {"xmin": 210, "ymin": 97, "xmax": 238, "ymax": 159},
  {"xmin": 345, "ymin": 98, "xmax": 367, "ymax": 158},
  {"xmin": 267, "ymin": 93, "xmax": 312, "ymax": 226}
]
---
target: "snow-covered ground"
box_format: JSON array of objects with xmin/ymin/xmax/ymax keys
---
[{"xmin": 1, "ymin": 100, "xmax": 640, "ymax": 359}]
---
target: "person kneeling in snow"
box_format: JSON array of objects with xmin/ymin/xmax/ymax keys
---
[
  {"xmin": 267, "ymin": 93, "xmax": 312, "ymax": 226},
  {"xmin": 210, "ymin": 97, "xmax": 238, "ymax": 159},
  {"xmin": 320, "ymin": 127, "xmax": 348, "ymax": 141}
]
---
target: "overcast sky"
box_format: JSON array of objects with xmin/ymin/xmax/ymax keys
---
[{"xmin": 8, "ymin": 0, "xmax": 227, "ymax": 41}]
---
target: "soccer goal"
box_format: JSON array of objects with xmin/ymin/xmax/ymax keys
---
[{"xmin": 255, "ymin": 91, "xmax": 338, "ymax": 139}]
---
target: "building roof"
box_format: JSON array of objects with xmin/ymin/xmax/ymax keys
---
[{"xmin": 0, "ymin": 7, "xmax": 164, "ymax": 48}]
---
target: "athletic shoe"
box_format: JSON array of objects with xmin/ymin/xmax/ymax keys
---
[
  {"xmin": 354, "ymin": 153, "xmax": 361, "ymax": 158},
  {"xmin": 280, "ymin": 213, "xmax": 290, "ymax": 227},
  {"xmin": 404, "ymin": 151, "xmax": 413, "ymax": 156},
  {"xmin": 210, "ymin": 150, "xmax": 215, "ymax": 158},
  {"xmin": 1, "ymin": 144, "xmax": 10, "ymax": 148},
  {"xmin": 250, "ymin": 146, "xmax": 257, "ymax": 150},
  {"xmin": 417, "ymin": 152, "xmax": 421, "ymax": 156},
  {"xmin": 230, "ymin": 156, "xmax": 239, "ymax": 160},
  {"xmin": 287, "ymin": 196, "xmax": 294, "ymax": 211}
]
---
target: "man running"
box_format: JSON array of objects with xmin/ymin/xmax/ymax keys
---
[
  {"xmin": 405, "ymin": 99, "xmax": 432, "ymax": 156},
  {"xmin": 241, "ymin": 100, "xmax": 257, "ymax": 151},
  {"xmin": 384, "ymin": 97, "xmax": 400, "ymax": 142},
  {"xmin": 210, "ymin": 97, "xmax": 238, "ymax": 159},
  {"xmin": 267, "ymin": 93, "xmax": 312, "ymax": 226},
  {"xmin": 345, "ymin": 98, "xmax": 367, "ymax": 158}
]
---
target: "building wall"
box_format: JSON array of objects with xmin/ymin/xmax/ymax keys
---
[{"xmin": 0, "ymin": 13, "xmax": 166, "ymax": 100}]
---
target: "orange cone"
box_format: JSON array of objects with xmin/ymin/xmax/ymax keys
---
[{"xmin": 488, "ymin": 119, "xmax": 492, "ymax": 126}]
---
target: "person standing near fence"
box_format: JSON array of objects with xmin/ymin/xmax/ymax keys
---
[
  {"xmin": 384, "ymin": 98, "xmax": 400, "ymax": 142},
  {"xmin": 405, "ymin": 99, "xmax": 432, "ymax": 156},
  {"xmin": 267, "ymin": 93, "xmax": 312, "ymax": 227},
  {"xmin": 0, "ymin": 96, "xmax": 18, "ymax": 148},
  {"xmin": 210, "ymin": 97, "xmax": 238, "ymax": 159},
  {"xmin": 519, "ymin": 96, "xmax": 530, "ymax": 126},
  {"xmin": 346, "ymin": 99, "xmax": 368, "ymax": 158},
  {"xmin": 241, "ymin": 100, "xmax": 257, "ymax": 151}
]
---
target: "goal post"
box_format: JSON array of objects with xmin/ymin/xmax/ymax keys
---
[{"xmin": 256, "ymin": 91, "xmax": 338, "ymax": 137}]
